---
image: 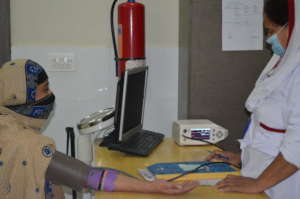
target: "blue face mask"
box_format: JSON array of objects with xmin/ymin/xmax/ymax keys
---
[
  {"xmin": 266, "ymin": 25, "xmax": 287, "ymax": 57},
  {"xmin": 266, "ymin": 34, "xmax": 286, "ymax": 57}
]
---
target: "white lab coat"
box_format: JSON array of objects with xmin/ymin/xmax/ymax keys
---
[{"xmin": 240, "ymin": 60, "xmax": 300, "ymax": 199}]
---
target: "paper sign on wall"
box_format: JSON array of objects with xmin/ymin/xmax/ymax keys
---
[{"xmin": 222, "ymin": 0, "xmax": 264, "ymax": 51}]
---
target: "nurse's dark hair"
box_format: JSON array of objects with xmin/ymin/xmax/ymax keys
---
[{"xmin": 264, "ymin": 0, "xmax": 288, "ymax": 26}]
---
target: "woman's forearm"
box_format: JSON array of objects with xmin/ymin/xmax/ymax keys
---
[
  {"xmin": 46, "ymin": 151, "xmax": 198, "ymax": 195},
  {"xmin": 257, "ymin": 153, "xmax": 298, "ymax": 191},
  {"xmin": 46, "ymin": 151, "xmax": 148, "ymax": 192},
  {"xmin": 215, "ymin": 153, "xmax": 299, "ymax": 193},
  {"xmin": 113, "ymin": 174, "xmax": 154, "ymax": 193},
  {"xmin": 114, "ymin": 174, "xmax": 199, "ymax": 194}
]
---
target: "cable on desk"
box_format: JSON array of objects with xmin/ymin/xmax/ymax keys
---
[
  {"xmin": 167, "ymin": 161, "xmax": 241, "ymax": 182},
  {"xmin": 182, "ymin": 135, "xmax": 225, "ymax": 151}
]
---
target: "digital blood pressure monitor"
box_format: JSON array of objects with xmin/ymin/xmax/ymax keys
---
[{"xmin": 172, "ymin": 120, "xmax": 228, "ymax": 146}]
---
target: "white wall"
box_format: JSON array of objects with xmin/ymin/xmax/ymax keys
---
[{"xmin": 11, "ymin": 0, "xmax": 179, "ymax": 47}]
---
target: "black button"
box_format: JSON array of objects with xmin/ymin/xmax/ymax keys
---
[{"xmin": 22, "ymin": 161, "xmax": 27, "ymax": 166}]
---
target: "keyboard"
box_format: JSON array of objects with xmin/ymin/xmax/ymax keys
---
[{"xmin": 108, "ymin": 130, "xmax": 164, "ymax": 156}]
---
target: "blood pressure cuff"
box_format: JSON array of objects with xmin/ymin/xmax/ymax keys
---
[{"xmin": 46, "ymin": 151, "xmax": 105, "ymax": 191}]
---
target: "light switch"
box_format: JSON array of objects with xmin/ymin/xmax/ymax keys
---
[{"xmin": 47, "ymin": 53, "xmax": 76, "ymax": 71}]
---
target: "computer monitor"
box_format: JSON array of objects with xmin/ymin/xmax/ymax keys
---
[{"xmin": 113, "ymin": 66, "xmax": 148, "ymax": 142}]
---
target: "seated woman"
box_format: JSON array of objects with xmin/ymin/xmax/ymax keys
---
[{"xmin": 0, "ymin": 59, "xmax": 198, "ymax": 199}]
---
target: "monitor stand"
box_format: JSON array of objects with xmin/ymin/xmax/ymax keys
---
[{"xmin": 99, "ymin": 131, "xmax": 119, "ymax": 147}]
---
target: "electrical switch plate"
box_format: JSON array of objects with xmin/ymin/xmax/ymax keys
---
[{"xmin": 47, "ymin": 53, "xmax": 76, "ymax": 71}]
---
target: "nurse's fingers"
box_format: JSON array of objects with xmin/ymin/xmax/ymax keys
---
[
  {"xmin": 217, "ymin": 184, "xmax": 242, "ymax": 192},
  {"xmin": 223, "ymin": 175, "xmax": 243, "ymax": 181},
  {"xmin": 216, "ymin": 179, "xmax": 237, "ymax": 188},
  {"xmin": 216, "ymin": 176, "xmax": 262, "ymax": 194},
  {"xmin": 217, "ymin": 184, "xmax": 261, "ymax": 193},
  {"xmin": 205, "ymin": 150, "xmax": 226, "ymax": 161},
  {"xmin": 216, "ymin": 175, "xmax": 240, "ymax": 187}
]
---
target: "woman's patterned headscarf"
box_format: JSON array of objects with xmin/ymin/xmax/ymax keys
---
[{"xmin": 0, "ymin": 59, "xmax": 54, "ymax": 119}]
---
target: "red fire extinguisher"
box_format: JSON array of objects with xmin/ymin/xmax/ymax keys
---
[{"xmin": 111, "ymin": 0, "xmax": 145, "ymax": 77}]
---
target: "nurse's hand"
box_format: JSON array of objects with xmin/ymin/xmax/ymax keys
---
[
  {"xmin": 150, "ymin": 180, "xmax": 199, "ymax": 195},
  {"xmin": 216, "ymin": 175, "xmax": 263, "ymax": 194},
  {"xmin": 206, "ymin": 150, "xmax": 241, "ymax": 167}
]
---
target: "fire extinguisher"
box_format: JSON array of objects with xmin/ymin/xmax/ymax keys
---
[{"xmin": 111, "ymin": 0, "xmax": 145, "ymax": 77}]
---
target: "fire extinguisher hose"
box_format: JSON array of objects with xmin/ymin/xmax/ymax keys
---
[{"xmin": 111, "ymin": 0, "xmax": 119, "ymax": 76}]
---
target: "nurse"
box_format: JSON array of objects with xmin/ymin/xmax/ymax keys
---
[
  {"xmin": 207, "ymin": 0, "xmax": 300, "ymax": 198},
  {"xmin": 0, "ymin": 59, "xmax": 198, "ymax": 199}
]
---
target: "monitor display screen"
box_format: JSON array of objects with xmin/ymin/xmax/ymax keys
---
[{"xmin": 116, "ymin": 66, "xmax": 148, "ymax": 142}]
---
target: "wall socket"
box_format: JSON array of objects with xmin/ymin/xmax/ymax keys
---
[{"xmin": 47, "ymin": 53, "xmax": 76, "ymax": 71}]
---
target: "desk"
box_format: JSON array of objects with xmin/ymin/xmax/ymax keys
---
[{"xmin": 95, "ymin": 138, "xmax": 269, "ymax": 199}]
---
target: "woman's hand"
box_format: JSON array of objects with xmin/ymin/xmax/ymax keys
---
[
  {"xmin": 216, "ymin": 175, "xmax": 263, "ymax": 194},
  {"xmin": 206, "ymin": 150, "xmax": 241, "ymax": 167},
  {"xmin": 149, "ymin": 180, "xmax": 199, "ymax": 195},
  {"xmin": 213, "ymin": 153, "xmax": 299, "ymax": 195}
]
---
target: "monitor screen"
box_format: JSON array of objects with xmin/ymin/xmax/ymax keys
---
[{"xmin": 114, "ymin": 66, "xmax": 148, "ymax": 142}]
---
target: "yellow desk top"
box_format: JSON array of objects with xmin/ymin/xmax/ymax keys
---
[{"xmin": 95, "ymin": 138, "xmax": 269, "ymax": 199}]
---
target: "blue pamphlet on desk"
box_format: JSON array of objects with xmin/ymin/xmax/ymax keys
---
[{"xmin": 140, "ymin": 161, "xmax": 240, "ymax": 183}]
